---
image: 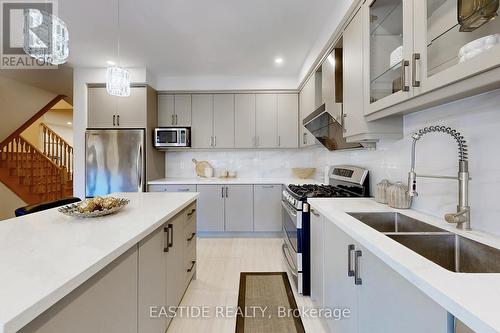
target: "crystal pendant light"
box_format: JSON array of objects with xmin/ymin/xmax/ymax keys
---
[
  {"xmin": 23, "ymin": 8, "xmax": 69, "ymax": 65},
  {"xmin": 106, "ymin": 0, "xmax": 130, "ymax": 97}
]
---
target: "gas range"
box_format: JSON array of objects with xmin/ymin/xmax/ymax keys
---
[
  {"xmin": 281, "ymin": 165, "xmax": 369, "ymax": 296},
  {"xmin": 282, "ymin": 166, "xmax": 370, "ymax": 210}
]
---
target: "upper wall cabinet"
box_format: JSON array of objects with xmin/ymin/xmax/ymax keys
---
[
  {"xmin": 363, "ymin": 0, "xmax": 500, "ymax": 119},
  {"xmin": 299, "ymin": 73, "xmax": 320, "ymax": 147},
  {"xmin": 88, "ymin": 86, "xmax": 147, "ymax": 128},
  {"xmin": 364, "ymin": 0, "xmax": 414, "ymax": 115},
  {"xmin": 343, "ymin": 7, "xmax": 403, "ymax": 141},
  {"xmin": 413, "ymin": 0, "xmax": 500, "ymax": 94},
  {"xmin": 158, "ymin": 94, "xmax": 192, "ymax": 127},
  {"xmin": 277, "ymin": 94, "xmax": 299, "ymax": 148}
]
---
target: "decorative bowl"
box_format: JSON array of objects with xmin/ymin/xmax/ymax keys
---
[{"xmin": 58, "ymin": 197, "xmax": 130, "ymax": 218}]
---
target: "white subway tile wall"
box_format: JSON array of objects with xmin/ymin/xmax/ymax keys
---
[{"xmin": 166, "ymin": 89, "xmax": 500, "ymax": 235}]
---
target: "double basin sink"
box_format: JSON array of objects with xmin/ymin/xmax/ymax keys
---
[{"xmin": 347, "ymin": 212, "xmax": 500, "ymax": 273}]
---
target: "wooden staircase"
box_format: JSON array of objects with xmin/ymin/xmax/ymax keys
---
[{"xmin": 0, "ymin": 95, "xmax": 73, "ymax": 205}]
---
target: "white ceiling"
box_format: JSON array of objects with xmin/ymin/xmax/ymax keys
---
[{"xmin": 60, "ymin": 0, "xmax": 353, "ymax": 88}]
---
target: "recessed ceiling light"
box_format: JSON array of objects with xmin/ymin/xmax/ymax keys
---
[
  {"xmin": 275, "ymin": 57, "xmax": 284, "ymax": 65},
  {"xmin": 106, "ymin": 60, "xmax": 116, "ymax": 66},
  {"xmin": 67, "ymin": 121, "xmax": 72, "ymax": 125}
]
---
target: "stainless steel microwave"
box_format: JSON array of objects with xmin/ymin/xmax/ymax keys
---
[{"xmin": 154, "ymin": 128, "xmax": 190, "ymax": 148}]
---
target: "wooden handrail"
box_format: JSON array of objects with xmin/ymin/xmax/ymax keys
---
[
  {"xmin": 40, "ymin": 122, "xmax": 73, "ymax": 180},
  {"xmin": 0, "ymin": 95, "xmax": 66, "ymax": 149}
]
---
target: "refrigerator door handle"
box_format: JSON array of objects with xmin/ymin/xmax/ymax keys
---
[{"xmin": 137, "ymin": 144, "xmax": 143, "ymax": 192}]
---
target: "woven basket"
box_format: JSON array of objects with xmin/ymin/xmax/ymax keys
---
[{"xmin": 292, "ymin": 168, "xmax": 316, "ymax": 179}]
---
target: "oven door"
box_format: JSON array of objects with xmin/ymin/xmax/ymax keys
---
[{"xmin": 282, "ymin": 200, "xmax": 300, "ymax": 254}]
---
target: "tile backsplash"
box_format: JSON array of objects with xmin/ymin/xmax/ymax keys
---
[
  {"xmin": 165, "ymin": 88, "xmax": 500, "ymax": 235},
  {"xmin": 165, "ymin": 149, "xmax": 319, "ymax": 179}
]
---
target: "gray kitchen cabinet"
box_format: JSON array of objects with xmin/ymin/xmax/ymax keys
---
[
  {"xmin": 356, "ymin": 241, "xmax": 448, "ymax": 333},
  {"xmin": 191, "ymin": 94, "xmax": 214, "ymax": 149},
  {"xmin": 148, "ymin": 184, "xmax": 197, "ymax": 192},
  {"xmin": 157, "ymin": 94, "xmax": 175, "ymax": 126},
  {"xmin": 87, "ymin": 86, "xmax": 147, "ymax": 128},
  {"xmin": 196, "ymin": 184, "xmax": 225, "ymax": 232},
  {"xmin": 19, "ymin": 247, "xmax": 139, "ymax": 333},
  {"xmin": 213, "ymin": 94, "xmax": 235, "ymax": 148},
  {"xmin": 255, "ymin": 94, "xmax": 278, "ymax": 148},
  {"xmin": 166, "ymin": 212, "xmax": 186, "ymax": 313},
  {"xmin": 310, "ymin": 208, "xmax": 325, "ymax": 309},
  {"xmin": 158, "ymin": 94, "xmax": 191, "ymax": 126},
  {"xmin": 253, "ymin": 184, "xmax": 282, "ymax": 232},
  {"xmin": 277, "ymin": 94, "xmax": 298, "ymax": 148},
  {"xmin": 174, "ymin": 95, "xmax": 192, "ymax": 126},
  {"xmin": 323, "ymin": 221, "xmax": 359, "ymax": 333},
  {"xmin": 343, "ymin": 7, "xmax": 402, "ymax": 142},
  {"xmin": 224, "ymin": 185, "xmax": 254, "ymax": 232},
  {"xmin": 299, "ymin": 74, "xmax": 319, "ymax": 147},
  {"xmin": 234, "ymin": 94, "xmax": 256, "ymax": 148},
  {"xmin": 138, "ymin": 226, "xmax": 168, "ymax": 333},
  {"xmin": 321, "ymin": 215, "xmax": 449, "ymax": 333}
]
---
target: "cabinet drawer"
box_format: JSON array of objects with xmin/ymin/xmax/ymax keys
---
[{"xmin": 148, "ymin": 184, "xmax": 196, "ymax": 192}]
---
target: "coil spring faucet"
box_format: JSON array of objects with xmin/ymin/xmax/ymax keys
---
[{"xmin": 408, "ymin": 126, "xmax": 471, "ymax": 230}]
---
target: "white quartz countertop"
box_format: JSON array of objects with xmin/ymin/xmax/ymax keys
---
[
  {"xmin": 0, "ymin": 192, "xmax": 198, "ymax": 333},
  {"xmin": 148, "ymin": 177, "xmax": 322, "ymax": 185},
  {"xmin": 308, "ymin": 198, "xmax": 500, "ymax": 333}
]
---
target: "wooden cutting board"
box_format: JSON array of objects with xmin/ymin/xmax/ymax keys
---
[{"xmin": 192, "ymin": 158, "xmax": 212, "ymax": 177}]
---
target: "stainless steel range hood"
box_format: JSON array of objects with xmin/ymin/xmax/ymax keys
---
[{"xmin": 303, "ymin": 103, "xmax": 375, "ymax": 151}]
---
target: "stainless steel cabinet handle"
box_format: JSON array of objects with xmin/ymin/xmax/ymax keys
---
[
  {"xmin": 278, "ymin": 136, "xmax": 281, "ymax": 147},
  {"xmin": 354, "ymin": 250, "xmax": 362, "ymax": 285},
  {"xmin": 401, "ymin": 60, "xmax": 410, "ymax": 92},
  {"xmin": 163, "ymin": 226, "xmax": 170, "ymax": 252},
  {"xmin": 303, "ymin": 132, "xmax": 307, "ymax": 145},
  {"xmin": 113, "ymin": 115, "xmax": 116, "ymax": 126},
  {"xmin": 209, "ymin": 136, "xmax": 213, "ymax": 147},
  {"xmin": 225, "ymin": 186, "xmax": 228, "ymax": 197},
  {"xmin": 187, "ymin": 232, "xmax": 196, "ymax": 242},
  {"xmin": 187, "ymin": 208, "xmax": 196, "ymax": 217},
  {"xmin": 187, "ymin": 260, "xmax": 196, "ymax": 272},
  {"xmin": 347, "ymin": 244, "xmax": 355, "ymax": 277},
  {"xmin": 168, "ymin": 223, "xmax": 173, "ymax": 248},
  {"xmin": 172, "ymin": 114, "xmax": 175, "ymax": 125},
  {"xmin": 175, "ymin": 114, "xmax": 178, "ymax": 125},
  {"xmin": 178, "ymin": 189, "xmax": 190, "ymax": 192},
  {"xmin": 262, "ymin": 185, "xmax": 274, "ymax": 189},
  {"xmin": 311, "ymin": 209, "xmax": 320, "ymax": 217},
  {"xmin": 117, "ymin": 115, "xmax": 120, "ymax": 126},
  {"xmin": 412, "ymin": 53, "xmax": 421, "ymax": 87},
  {"xmin": 214, "ymin": 136, "xmax": 217, "ymax": 147},
  {"xmin": 221, "ymin": 187, "xmax": 224, "ymax": 198}
]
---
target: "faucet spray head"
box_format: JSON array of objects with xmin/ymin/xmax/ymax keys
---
[{"xmin": 407, "ymin": 171, "xmax": 418, "ymax": 197}]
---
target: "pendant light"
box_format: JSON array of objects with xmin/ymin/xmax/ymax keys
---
[
  {"xmin": 23, "ymin": 3, "xmax": 69, "ymax": 65},
  {"xmin": 106, "ymin": 0, "xmax": 130, "ymax": 97}
]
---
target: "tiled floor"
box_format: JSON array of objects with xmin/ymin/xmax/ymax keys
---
[{"xmin": 167, "ymin": 238, "xmax": 328, "ymax": 333}]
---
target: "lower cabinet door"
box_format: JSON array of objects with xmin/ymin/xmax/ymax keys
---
[
  {"xmin": 310, "ymin": 208, "xmax": 324, "ymax": 308},
  {"xmin": 224, "ymin": 185, "xmax": 254, "ymax": 232},
  {"xmin": 166, "ymin": 214, "xmax": 187, "ymax": 318},
  {"xmin": 323, "ymin": 222, "xmax": 359, "ymax": 333},
  {"xmin": 196, "ymin": 185, "xmax": 225, "ymax": 232},
  {"xmin": 356, "ymin": 243, "xmax": 449, "ymax": 333},
  {"xmin": 253, "ymin": 184, "xmax": 282, "ymax": 232},
  {"xmin": 138, "ymin": 226, "xmax": 168, "ymax": 333},
  {"xmin": 19, "ymin": 247, "xmax": 138, "ymax": 333}
]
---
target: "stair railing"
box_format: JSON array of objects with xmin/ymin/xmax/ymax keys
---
[{"xmin": 40, "ymin": 122, "xmax": 73, "ymax": 181}]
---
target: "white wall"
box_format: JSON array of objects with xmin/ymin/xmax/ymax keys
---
[
  {"xmin": 314, "ymin": 89, "xmax": 500, "ymax": 236},
  {"xmin": 0, "ymin": 183, "xmax": 26, "ymax": 221},
  {"xmin": 72, "ymin": 67, "xmax": 152, "ymax": 199}
]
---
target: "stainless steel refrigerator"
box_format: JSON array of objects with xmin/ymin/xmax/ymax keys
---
[{"xmin": 85, "ymin": 129, "xmax": 145, "ymax": 197}]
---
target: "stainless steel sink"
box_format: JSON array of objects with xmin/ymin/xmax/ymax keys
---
[
  {"xmin": 348, "ymin": 212, "xmax": 446, "ymax": 233},
  {"xmin": 388, "ymin": 233, "xmax": 500, "ymax": 273},
  {"xmin": 348, "ymin": 212, "xmax": 500, "ymax": 273}
]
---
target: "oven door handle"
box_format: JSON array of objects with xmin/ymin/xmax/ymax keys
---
[
  {"xmin": 281, "ymin": 200, "xmax": 297, "ymax": 218},
  {"xmin": 282, "ymin": 243, "xmax": 298, "ymax": 277}
]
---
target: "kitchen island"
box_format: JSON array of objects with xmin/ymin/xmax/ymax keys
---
[{"xmin": 0, "ymin": 192, "xmax": 198, "ymax": 333}]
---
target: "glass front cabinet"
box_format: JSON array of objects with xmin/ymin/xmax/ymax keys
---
[{"xmin": 364, "ymin": 0, "xmax": 500, "ymax": 115}]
